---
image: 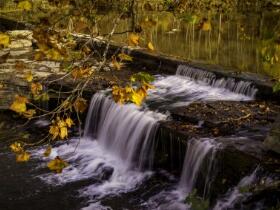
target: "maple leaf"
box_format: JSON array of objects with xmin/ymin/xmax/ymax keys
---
[
  {"xmin": 10, "ymin": 95, "xmax": 28, "ymax": 114},
  {"xmin": 47, "ymin": 156, "xmax": 69, "ymax": 173},
  {"xmin": 16, "ymin": 151, "xmax": 30, "ymax": 162}
]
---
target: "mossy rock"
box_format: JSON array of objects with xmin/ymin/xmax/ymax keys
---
[{"xmin": 264, "ymin": 115, "xmax": 280, "ymax": 154}]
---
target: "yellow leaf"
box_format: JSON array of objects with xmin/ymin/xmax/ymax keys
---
[
  {"xmin": 111, "ymin": 56, "xmax": 122, "ymax": 70},
  {"xmin": 74, "ymin": 98, "xmax": 87, "ymax": 113},
  {"xmin": 118, "ymin": 53, "xmax": 133, "ymax": 62},
  {"xmin": 0, "ymin": 33, "xmax": 10, "ymax": 48},
  {"xmin": 46, "ymin": 49, "xmax": 63, "ymax": 61},
  {"xmin": 130, "ymin": 91, "xmax": 144, "ymax": 106},
  {"xmin": 202, "ymin": 21, "xmax": 211, "ymax": 31},
  {"xmin": 31, "ymin": 82, "xmax": 43, "ymax": 95},
  {"xmin": 18, "ymin": 0, "xmax": 32, "ymax": 11},
  {"xmin": 59, "ymin": 126, "xmax": 68, "ymax": 139},
  {"xmin": 16, "ymin": 151, "xmax": 30, "ymax": 162},
  {"xmin": 71, "ymin": 67, "xmax": 93, "ymax": 80},
  {"xmin": 10, "ymin": 95, "xmax": 28, "ymax": 114},
  {"xmin": 57, "ymin": 119, "xmax": 67, "ymax": 128},
  {"xmin": 128, "ymin": 33, "xmax": 140, "ymax": 46},
  {"xmin": 25, "ymin": 71, "xmax": 33, "ymax": 82},
  {"xmin": 49, "ymin": 125, "xmax": 59, "ymax": 140},
  {"xmin": 10, "ymin": 142, "xmax": 23, "ymax": 153},
  {"xmin": 22, "ymin": 109, "xmax": 36, "ymax": 119},
  {"xmin": 147, "ymin": 42, "xmax": 155, "ymax": 51},
  {"xmin": 43, "ymin": 146, "xmax": 52, "ymax": 157},
  {"xmin": 47, "ymin": 156, "xmax": 69, "ymax": 173},
  {"xmin": 65, "ymin": 117, "xmax": 74, "ymax": 128}
]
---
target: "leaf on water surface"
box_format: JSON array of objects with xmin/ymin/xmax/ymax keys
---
[
  {"xmin": 0, "ymin": 33, "xmax": 10, "ymax": 48},
  {"xmin": 16, "ymin": 151, "xmax": 30, "ymax": 162},
  {"xmin": 202, "ymin": 21, "xmax": 212, "ymax": 31},
  {"xmin": 47, "ymin": 156, "xmax": 69, "ymax": 173}
]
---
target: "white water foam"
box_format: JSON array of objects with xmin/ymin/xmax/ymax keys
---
[{"xmin": 147, "ymin": 75, "xmax": 253, "ymax": 108}]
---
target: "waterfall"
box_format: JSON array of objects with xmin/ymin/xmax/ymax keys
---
[
  {"xmin": 84, "ymin": 93, "xmax": 167, "ymax": 170},
  {"xmin": 179, "ymin": 138, "xmax": 218, "ymax": 195},
  {"xmin": 176, "ymin": 65, "xmax": 258, "ymax": 97},
  {"xmin": 213, "ymin": 168, "xmax": 258, "ymax": 210}
]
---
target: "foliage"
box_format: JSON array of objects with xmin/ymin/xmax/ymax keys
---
[
  {"xmin": 2, "ymin": 0, "xmax": 156, "ymax": 173},
  {"xmin": 273, "ymin": 82, "xmax": 280, "ymax": 92},
  {"xmin": 185, "ymin": 189, "xmax": 209, "ymax": 210}
]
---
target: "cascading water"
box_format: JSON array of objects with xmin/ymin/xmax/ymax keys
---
[
  {"xmin": 176, "ymin": 65, "xmax": 258, "ymax": 97},
  {"xmin": 34, "ymin": 64, "xmax": 259, "ymax": 209},
  {"xmin": 179, "ymin": 138, "xmax": 218, "ymax": 196}
]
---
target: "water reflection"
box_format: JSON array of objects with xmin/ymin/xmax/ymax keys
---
[{"xmin": 98, "ymin": 11, "xmax": 280, "ymax": 78}]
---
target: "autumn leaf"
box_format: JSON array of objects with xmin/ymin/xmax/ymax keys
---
[
  {"xmin": 59, "ymin": 126, "xmax": 68, "ymax": 139},
  {"xmin": 74, "ymin": 98, "xmax": 87, "ymax": 113},
  {"xmin": 128, "ymin": 33, "xmax": 140, "ymax": 46},
  {"xmin": 10, "ymin": 95, "xmax": 28, "ymax": 114},
  {"xmin": 0, "ymin": 33, "xmax": 10, "ymax": 48},
  {"xmin": 43, "ymin": 146, "xmax": 52, "ymax": 157},
  {"xmin": 16, "ymin": 151, "xmax": 30, "ymax": 162},
  {"xmin": 10, "ymin": 142, "xmax": 24, "ymax": 153},
  {"xmin": 17, "ymin": 0, "xmax": 32, "ymax": 11},
  {"xmin": 22, "ymin": 109, "xmax": 36, "ymax": 119},
  {"xmin": 71, "ymin": 67, "xmax": 93, "ymax": 80},
  {"xmin": 130, "ymin": 91, "xmax": 144, "ymax": 106},
  {"xmin": 65, "ymin": 117, "xmax": 74, "ymax": 128},
  {"xmin": 31, "ymin": 82, "xmax": 43, "ymax": 95},
  {"xmin": 46, "ymin": 49, "xmax": 64, "ymax": 61},
  {"xmin": 49, "ymin": 125, "xmax": 59, "ymax": 140},
  {"xmin": 25, "ymin": 71, "xmax": 33, "ymax": 82},
  {"xmin": 202, "ymin": 21, "xmax": 212, "ymax": 31},
  {"xmin": 147, "ymin": 42, "xmax": 155, "ymax": 51},
  {"xmin": 47, "ymin": 156, "xmax": 69, "ymax": 173},
  {"xmin": 118, "ymin": 53, "xmax": 133, "ymax": 62},
  {"xmin": 111, "ymin": 56, "xmax": 122, "ymax": 70}
]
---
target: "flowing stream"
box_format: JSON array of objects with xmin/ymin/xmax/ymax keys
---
[{"xmin": 35, "ymin": 65, "xmax": 258, "ymax": 209}]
